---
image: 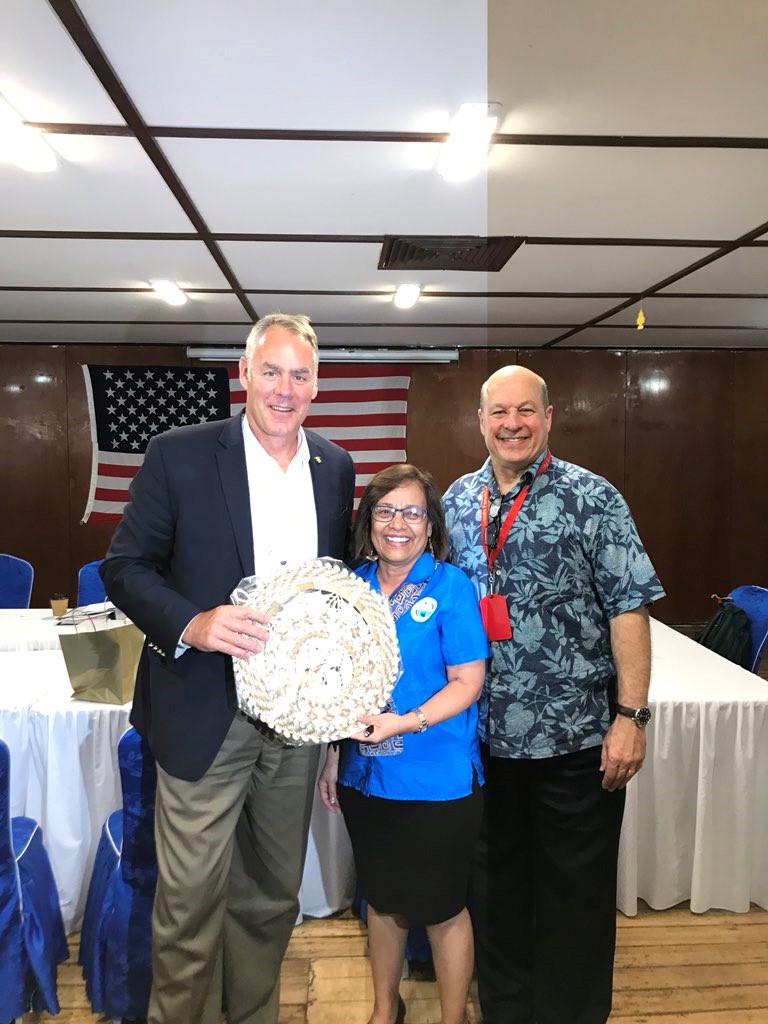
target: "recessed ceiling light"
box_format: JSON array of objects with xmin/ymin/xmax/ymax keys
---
[
  {"xmin": 149, "ymin": 279, "xmax": 188, "ymax": 306},
  {"xmin": 393, "ymin": 283, "xmax": 421, "ymax": 309},
  {"xmin": 0, "ymin": 94, "xmax": 57, "ymax": 173},
  {"xmin": 437, "ymin": 102, "xmax": 500, "ymax": 183}
]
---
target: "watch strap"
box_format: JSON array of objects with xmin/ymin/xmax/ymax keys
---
[{"xmin": 409, "ymin": 706, "xmax": 428, "ymax": 733}]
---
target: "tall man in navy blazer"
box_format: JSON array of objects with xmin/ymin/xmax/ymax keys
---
[{"xmin": 102, "ymin": 314, "xmax": 355, "ymax": 1024}]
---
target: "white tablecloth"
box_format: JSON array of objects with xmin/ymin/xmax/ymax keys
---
[
  {"xmin": 0, "ymin": 611, "xmax": 354, "ymax": 932},
  {"xmin": 0, "ymin": 606, "xmax": 122, "ymax": 652},
  {"xmin": 3, "ymin": 613, "xmax": 764, "ymax": 930},
  {"xmin": 0, "ymin": 648, "xmax": 130, "ymax": 931},
  {"xmin": 617, "ymin": 618, "xmax": 768, "ymax": 915}
]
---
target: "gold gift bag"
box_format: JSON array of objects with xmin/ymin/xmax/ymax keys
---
[{"xmin": 59, "ymin": 622, "xmax": 144, "ymax": 705}]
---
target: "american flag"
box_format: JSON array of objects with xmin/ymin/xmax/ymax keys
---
[{"xmin": 81, "ymin": 362, "xmax": 411, "ymax": 523}]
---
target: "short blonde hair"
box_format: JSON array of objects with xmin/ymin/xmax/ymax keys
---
[{"xmin": 244, "ymin": 313, "xmax": 319, "ymax": 373}]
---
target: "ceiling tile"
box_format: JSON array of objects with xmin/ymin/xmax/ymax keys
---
[
  {"xmin": 490, "ymin": 1, "xmax": 768, "ymax": 136},
  {"xmin": 605, "ymin": 296, "xmax": 768, "ymax": 328},
  {"xmin": 76, "ymin": 0, "xmax": 487, "ymax": 130},
  {"xmin": 660, "ymin": 248, "xmax": 768, "ymax": 293},
  {"xmin": 0, "ymin": 290, "xmax": 249, "ymax": 323},
  {"xmin": 489, "ymin": 146, "xmax": 768, "ymax": 239},
  {"xmin": 0, "ymin": 137, "xmax": 196, "ymax": 231},
  {"xmin": 0, "ymin": 239, "xmax": 232, "ymax": 289},
  {"xmin": 0, "ymin": 0, "xmax": 124, "ymax": 123},
  {"xmin": 494, "ymin": 244, "xmax": 715, "ymax": 293},
  {"xmin": 160, "ymin": 138, "xmax": 487, "ymax": 235}
]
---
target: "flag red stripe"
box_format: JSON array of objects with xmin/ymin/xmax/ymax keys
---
[
  {"xmin": 97, "ymin": 462, "xmax": 139, "ymax": 478},
  {"xmin": 95, "ymin": 487, "xmax": 131, "ymax": 502},
  {"xmin": 350, "ymin": 461, "xmax": 402, "ymax": 474},
  {"xmin": 305, "ymin": 413, "xmax": 407, "ymax": 427},
  {"xmin": 87, "ymin": 511, "xmax": 123, "ymax": 524},
  {"xmin": 308, "ymin": 388, "xmax": 409, "ymax": 403},
  {"xmin": 330, "ymin": 437, "xmax": 406, "ymax": 452},
  {"xmin": 317, "ymin": 364, "xmax": 412, "ymax": 378}
]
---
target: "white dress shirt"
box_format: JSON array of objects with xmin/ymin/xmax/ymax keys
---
[{"xmin": 241, "ymin": 416, "xmax": 318, "ymax": 580}]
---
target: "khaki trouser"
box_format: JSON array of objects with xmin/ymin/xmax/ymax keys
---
[{"xmin": 149, "ymin": 714, "xmax": 320, "ymax": 1024}]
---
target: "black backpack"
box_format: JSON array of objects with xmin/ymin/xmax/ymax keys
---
[{"xmin": 693, "ymin": 597, "xmax": 752, "ymax": 669}]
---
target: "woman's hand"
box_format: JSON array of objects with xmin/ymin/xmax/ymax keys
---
[
  {"xmin": 350, "ymin": 711, "xmax": 409, "ymax": 744},
  {"xmin": 317, "ymin": 746, "xmax": 341, "ymax": 814}
]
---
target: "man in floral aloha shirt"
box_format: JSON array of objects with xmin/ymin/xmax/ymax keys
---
[{"xmin": 443, "ymin": 365, "xmax": 665, "ymax": 1024}]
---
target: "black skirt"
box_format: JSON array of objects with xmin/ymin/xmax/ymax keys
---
[{"xmin": 338, "ymin": 782, "xmax": 483, "ymax": 926}]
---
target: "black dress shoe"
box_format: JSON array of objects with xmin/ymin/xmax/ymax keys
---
[{"xmin": 395, "ymin": 994, "xmax": 407, "ymax": 1024}]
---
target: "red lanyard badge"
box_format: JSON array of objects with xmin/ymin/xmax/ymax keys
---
[{"xmin": 477, "ymin": 450, "xmax": 552, "ymax": 641}]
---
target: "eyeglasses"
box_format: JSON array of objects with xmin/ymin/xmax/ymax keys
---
[
  {"xmin": 372, "ymin": 504, "xmax": 429, "ymax": 524},
  {"xmin": 485, "ymin": 495, "xmax": 504, "ymax": 550}
]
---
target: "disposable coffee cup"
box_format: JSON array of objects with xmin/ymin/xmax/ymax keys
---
[{"xmin": 51, "ymin": 594, "xmax": 68, "ymax": 617}]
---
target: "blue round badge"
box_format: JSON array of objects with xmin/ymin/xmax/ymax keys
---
[{"xmin": 411, "ymin": 597, "xmax": 438, "ymax": 622}]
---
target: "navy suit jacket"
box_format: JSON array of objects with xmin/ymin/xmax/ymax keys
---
[{"xmin": 101, "ymin": 415, "xmax": 355, "ymax": 781}]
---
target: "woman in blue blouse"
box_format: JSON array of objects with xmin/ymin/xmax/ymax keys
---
[{"xmin": 319, "ymin": 464, "xmax": 488, "ymax": 1024}]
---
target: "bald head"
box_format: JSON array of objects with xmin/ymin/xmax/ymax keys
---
[
  {"xmin": 480, "ymin": 365, "xmax": 549, "ymax": 412},
  {"xmin": 478, "ymin": 365, "xmax": 553, "ymax": 489}
]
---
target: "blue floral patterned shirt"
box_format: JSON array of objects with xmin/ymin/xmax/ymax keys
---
[{"xmin": 443, "ymin": 450, "xmax": 665, "ymax": 759}]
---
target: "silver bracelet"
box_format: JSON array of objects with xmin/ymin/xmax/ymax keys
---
[{"xmin": 409, "ymin": 706, "xmax": 428, "ymax": 733}]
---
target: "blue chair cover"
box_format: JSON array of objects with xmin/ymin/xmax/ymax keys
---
[
  {"xmin": 0, "ymin": 739, "xmax": 68, "ymax": 1021},
  {"xmin": 79, "ymin": 727, "xmax": 157, "ymax": 1020},
  {"xmin": 0, "ymin": 553, "xmax": 34, "ymax": 609},
  {"xmin": 77, "ymin": 558, "xmax": 107, "ymax": 606},
  {"xmin": 728, "ymin": 585, "xmax": 768, "ymax": 673}
]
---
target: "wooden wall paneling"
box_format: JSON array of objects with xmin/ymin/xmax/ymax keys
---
[
  {"xmin": 0, "ymin": 345, "xmax": 70, "ymax": 607},
  {"xmin": 518, "ymin": 349, "xmax": 627, "ymax": 492},
  {"xmin": 406, "ymin": 349, "xmax": 519, "ymax": 492},
  {"xmin": 65, "ymin": 345, "xmax": 193, "ymax": 602},
  {"xmin": 625, "ymin": 350, "xmax": 734, "ymax": 624},
  {"xmin": 730, "ymin": 351, "xmax": 768, "ymax": 588}
]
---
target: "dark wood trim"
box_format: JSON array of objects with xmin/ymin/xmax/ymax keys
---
[
  {"xmin": 524, "ymin": 237, "xmax": 724, "ymax": 248},
  {"xmin": 5, "ymin": 228, "xmax": 767, "ymax": 249},
  {"xmin": 2, "ymin": 286, "xmax": 766, "ymax": 300},
  {"xmin": 0, "ymin": 319, "xmax": 250, "ymax": 326},
  {"xmin": 28, "ymin": 122, "xmax": 133, "ymax": 136},
  {"xmin": 0, "ymin": 286, "xmax": 233, "ymax": 294},
  {"xmin": 2, "ymin": 320, "xmax": 766, "ymax": 331},
  {"xmin": 45, "ymin": 0, "xmax": 257, "ymax": 322},
  {"xmin": 27, "ymin": 122, "xmax": 768, "ymax": 150},
  {"xmin": 494, "ymin": 133, "xmax": 768, "ymax": 149},
  {"xmin": 0, "ymin": 230, "xmax": 200, "ymax": 240}
]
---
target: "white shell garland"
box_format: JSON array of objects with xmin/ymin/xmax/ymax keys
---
[{"xmin": 231, "ymin": 559, "xmax": 400, "ymax": 744}]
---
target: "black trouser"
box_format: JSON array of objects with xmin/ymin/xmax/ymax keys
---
[{"xmin": 471, "ymin": 744, "xmax": 625, "ymax": 1024}]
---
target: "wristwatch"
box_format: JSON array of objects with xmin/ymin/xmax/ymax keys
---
[
  {"xmin": 615, "ymin": 704, "xmax": 652, "ymax": 728},
  {"xmin": 409, "ymin": 707, "xmax": 428, "ymax": 733}
]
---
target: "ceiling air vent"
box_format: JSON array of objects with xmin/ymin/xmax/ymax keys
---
[{"xmin": 378, "ymin": 235, "xmax": 524, "ymax": 273}]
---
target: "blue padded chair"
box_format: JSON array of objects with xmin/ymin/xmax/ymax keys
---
[
  {"xmin": 728, "ymin": 585, "xmax": 768, "ymax": 673},
  {"xmin": 0, "ymin": 738, "xmax": 68, "ymax": 1021},
  {"xmin": 79, "ymin": 727, "xmax": 157, "ymax": 1020},
  {"xmin": 0, "ymin": 553, "xmax": 34, "ymax": 609},
  {"xmin": 77, "ymin": 558, "xmax": 107, "ymax": 606}
]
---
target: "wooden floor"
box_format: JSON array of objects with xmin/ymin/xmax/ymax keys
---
[{"xmin": 31, "ymin": 903, "xmax": 768, "ymax": 1024}]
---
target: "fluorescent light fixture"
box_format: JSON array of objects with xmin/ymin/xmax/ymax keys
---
[
  {"xmin": 0, "ymin": 94, "xmax": 57, "ymax": 173},
  {"xmin": 186, "ymin": 347, "xmax": 458, "ymax": 364},
  {"xmin": 150, "ymin": 279, "xmax": 188, "ymax": 306},
  {"xmin": 437, "ymin": 102, "xmax": 500, "ymax": 182},
  {"xmin": 393, "ymin": 283, "xmax": 421, "ymax": 309}
]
